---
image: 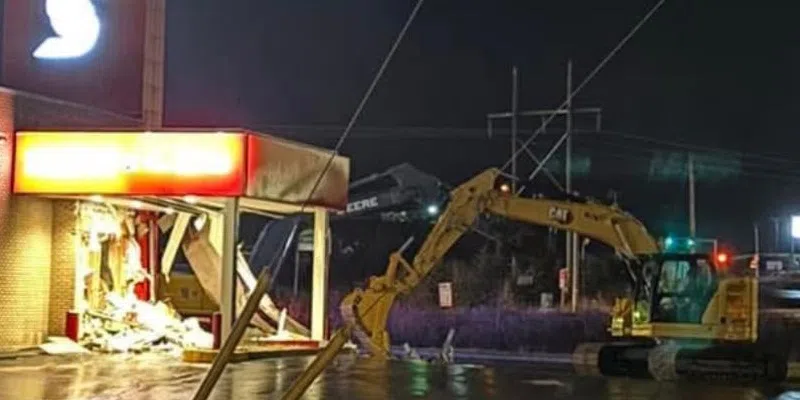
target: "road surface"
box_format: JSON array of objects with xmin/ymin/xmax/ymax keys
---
[{"xmin": 0, "ymin": 352, "xmax": 797, "ymax": 399}]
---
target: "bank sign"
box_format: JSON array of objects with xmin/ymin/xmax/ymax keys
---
[
  {"xmin": 1, "ymin": 0, "xmax": 148, "ymax": 116},
  {"xmin": 33, "ymin": 0, "xmax": 101, "ymax": 59}
]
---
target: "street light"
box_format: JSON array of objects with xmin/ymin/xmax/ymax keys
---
[{"xmin": 792, "ymin": 215, "xmax": 800, "ymax": 239}]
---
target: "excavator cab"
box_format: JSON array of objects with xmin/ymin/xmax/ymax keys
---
[
  {"xmin": 648, "ymin": 253, "xmax": 717, "ymax": 324},
  {"xmin": 614, "ymin": 252, "xmax": 758, "ymax": 343}
]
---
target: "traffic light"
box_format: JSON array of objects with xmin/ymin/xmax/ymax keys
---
[
  {"xmin": 663, "ymin": 236, "xmax": 699, "ymax": 252},
  {"xmin": 715, "ymin": 251, "xmax": 730, "ymax": 269}
]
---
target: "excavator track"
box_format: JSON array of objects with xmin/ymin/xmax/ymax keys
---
[{"xmin": 574, "ymin": 340, "xmax": 788, "ymax": 382}]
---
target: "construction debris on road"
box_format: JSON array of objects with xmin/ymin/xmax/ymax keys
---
[{"xmin": 78, "ymin": 292, "xmax": 214, "ymax": 353}]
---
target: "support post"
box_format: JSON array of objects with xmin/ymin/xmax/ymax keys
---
[
  {"xmin": 293, "ymin": 248, "xmax": 301, "ymax": 297},
  {"xmin": 311, "ymin": 208, "xmax": 330, "ymax": 341},
  {"xmin": 148, "ymin": 216, "xmax": 159, "ymax": 301},
  {"xmin": 193, "ymin": 221, "xmax": 299, "ymax": 400},
  {"xmin": 142, "ymin": 0, "xmax": 166, "ymax": 128},
  {"xmin": 220, "ymin": 197, "xmax": 240, "ymax": 343}
]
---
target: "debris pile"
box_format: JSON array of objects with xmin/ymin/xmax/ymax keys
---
[{"xmin": 79, "ymin": 293, "xmax": 214, "ymax": 353}]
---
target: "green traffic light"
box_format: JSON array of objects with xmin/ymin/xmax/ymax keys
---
[
  {"xmin": 664, "ymin": 237, "xmax": 674, "ymax": 248},
  {"xmin": 687, "ymin": 238, "xmax": 696, "ymax": 247}
]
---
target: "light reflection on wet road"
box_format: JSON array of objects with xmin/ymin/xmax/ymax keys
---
[{"xmin": 0, "ymin": 353, "xmax": 797, "ymax": 400}]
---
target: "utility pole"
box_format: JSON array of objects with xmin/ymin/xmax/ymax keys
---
[
  {"xmin": 566, "ymin": 60, "xmax": 580, "ymax": 313},
  {"xmin": 772, "ymin": 218, "xmax": 780, "ymax": 252},
  {"xmin": 511, "ymin": 66, "xmax": 519, "ymax": 192},
  {"xmin": 754, "ymin": 223, "xmax": 760, "ymax": 255},
  {"xmin": 510, "ymin": 66, "xmax": 519, "ymax": 285},
  {"xmin": 486, "ymin": 61, "xmax": 601, "ymax": 312},
  {"xmin": 688, "ymin": 153, "xmax": 696, "ymax": 237}
]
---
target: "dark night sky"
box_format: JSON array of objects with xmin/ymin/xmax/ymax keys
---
[
  {"xmin": 165, "ymin": 0, "xmax": 799, "ymax": 151},
  {"xmin": 162, "ymin": 1, "xmax": 800, "ymax": 251}
]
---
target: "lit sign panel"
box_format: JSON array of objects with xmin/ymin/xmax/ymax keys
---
[
  {"xmin": 793, "ymin": 216, "xmax": 800, "ymax": 240},
  {"xmin": 13, "ymin": 132, "xmax": 247, "ymax": 196},
  {"xmin": 33, "ymin": 0, "xmax": 101, "ymax": 59},
  {"xmin": 2, "ymin": 0, "xmax": 147, "ymax": 116}
]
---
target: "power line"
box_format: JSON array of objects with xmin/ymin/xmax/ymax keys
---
[
  {"xmin": 500, "ymin": 0, "xmax": 668, "ymax": 174},
  {"xmin": 262, "ymin": 123, "xmax": 800, "ymax": 168},
  {"xmin": 575, "ymin": 129, "xmax": 800, "ymax": 167},
  {"xmin": 298, "ymin": 0, "xmax": 425, "ymax": 211}
]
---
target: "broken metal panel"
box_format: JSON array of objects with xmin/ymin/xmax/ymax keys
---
[
  {"xmin": 157, "ymin": 213, "xmax": 176, "ymax": 233},
  {"xmin": 244, "ymin": 133, "xmax": 350, "ymax": 211},
  {"xmin": 161, "ymin": 212, "xmax": 191, "ymax": 278},
  {"xmin": 181, "ymin": 223, "xmax": 310, "ymax": 337}
]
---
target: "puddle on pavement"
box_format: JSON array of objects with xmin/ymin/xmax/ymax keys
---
[{"xmin": 0, "ymin": 352, "xmax": 793, "ymax": 399}]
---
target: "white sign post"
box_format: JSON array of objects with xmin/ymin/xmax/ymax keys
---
[
  {"xmin": 558, "ymin": 268, "xmax": 568, "ymax": 290},
  {"xmin": 438, "ymin": 282, "xmax": 453, "ymax": 308}
]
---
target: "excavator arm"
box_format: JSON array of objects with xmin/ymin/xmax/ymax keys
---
[
  {"xmin": 279, "ymin": 168, "xmax": 661, "ymax": 399},
  {"xmin": 340, "ymin": 168, "xmax": 660, "ymax": 357}
]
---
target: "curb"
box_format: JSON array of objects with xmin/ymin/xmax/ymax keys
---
[{"xmin": 182, "ymin": 347, "xmax": 320, "ymax": 364}]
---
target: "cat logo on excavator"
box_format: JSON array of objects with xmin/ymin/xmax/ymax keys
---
[{"xmin": 548, "ymin": 206, "xmax": 572, "ymax": 224}]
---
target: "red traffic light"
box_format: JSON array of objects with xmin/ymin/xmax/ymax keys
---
[{"xmin": 716, "ymin": 252, "xmax": 729, "ymax": 264}]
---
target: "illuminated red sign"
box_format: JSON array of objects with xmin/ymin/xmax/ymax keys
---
[
  {"xmin": 13, "ymin": 131, "xmax": 247, "ymax": 196},
  {"xmin": 12, "ymin": 130, "xmax": 351, "ymax": 210}
]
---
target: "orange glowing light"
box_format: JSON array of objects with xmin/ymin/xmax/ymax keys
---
[
  {"xmin": 716, "ymin": 252, "xmax": 729, "ymax": 264},
  {"xmin": 13, "ymin": 131, "xmax": 247, "ymax": 196}
]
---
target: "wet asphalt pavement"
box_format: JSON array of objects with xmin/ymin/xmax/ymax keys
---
[{"xmin": 0, "ymin": 352, "xmax": 799, "ymax": 400}]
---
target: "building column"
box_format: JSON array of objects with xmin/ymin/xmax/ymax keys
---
[
  {"xmin": 311, "ymin": 208, "xmax": 330, "ymax": 341},
  {"xmin": 220, "ymin": 197, "xmax": 240, "ymax": 343}
]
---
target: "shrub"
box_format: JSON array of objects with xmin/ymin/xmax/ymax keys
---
[{"xmin": 272, "ymin": 289, "xmax": 608, "ymax": 353}]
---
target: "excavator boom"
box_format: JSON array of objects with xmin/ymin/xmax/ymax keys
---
[{"xmin": 341, "ymin": 168, "xmax": 660, "ymax": 356}]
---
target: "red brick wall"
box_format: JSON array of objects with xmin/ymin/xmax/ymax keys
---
[
  {"xmin": 48, "ymin": 200, "xmax": 77, "ymax": 337},
  {"xmin": 0, "ymin": 196, "xmax": 53, "ymax": 350},
  {"xmin": 0, "ymin": 89, "xmax": 139, "ymax": 349}
]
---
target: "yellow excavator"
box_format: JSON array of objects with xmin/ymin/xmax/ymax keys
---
[{"xmin": 281, "ymin": 168, "xmax": 783, "ymax": 399}]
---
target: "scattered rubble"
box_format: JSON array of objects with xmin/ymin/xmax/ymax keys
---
[
  {"xmin": 399, "ymin": 328, "xmax": 456, "ymax": 364},
  {"xmin": 79, "ymin": 293, "xmax": 213, "ymax": 353}
]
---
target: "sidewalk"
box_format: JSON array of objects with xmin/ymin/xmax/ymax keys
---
[{"xmin": 0, "ymin": 348, "xmax": 45, "ymax": 361}]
